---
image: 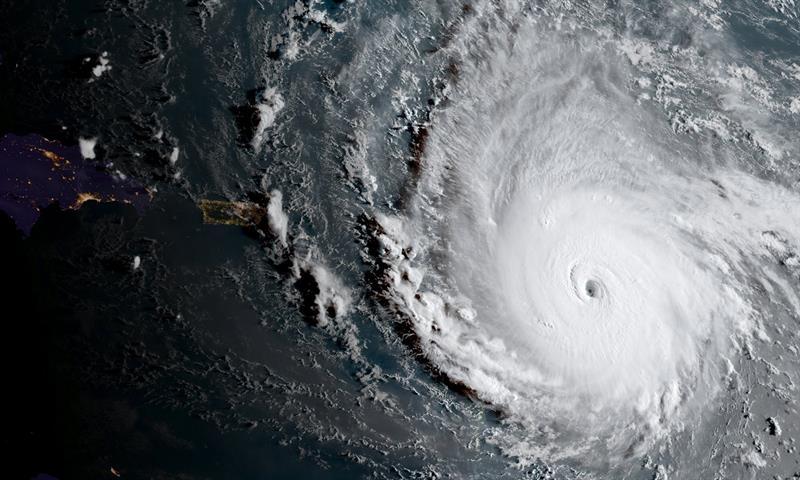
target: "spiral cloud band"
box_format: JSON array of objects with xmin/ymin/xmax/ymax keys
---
[{"xmin": 374, "ymin": 9, "xmax": 800, "ymax": 467}]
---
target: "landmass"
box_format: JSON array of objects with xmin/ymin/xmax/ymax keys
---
[{"xmin": 0, "ymin": 133, "xmax": 150, "ymax": 234}]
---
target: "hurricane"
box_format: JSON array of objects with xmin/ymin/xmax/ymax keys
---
[{"xmin": 360, "ymin": 0, "xmax": 800, "ymax": 473}]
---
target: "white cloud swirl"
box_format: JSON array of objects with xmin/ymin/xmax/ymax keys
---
[{"xmin": 374, "ymin": 8, "xmax": 800, "ymax": 468}]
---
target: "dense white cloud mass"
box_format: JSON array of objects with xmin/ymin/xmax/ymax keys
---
[{"xmin": 371, "ymin": 5, "xmax": 800, "ymax": 468}]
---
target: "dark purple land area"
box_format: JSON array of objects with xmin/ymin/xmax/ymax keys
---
[{"xmin": 0, "ymin": 133, "xmax": 149, "ymax": 234}]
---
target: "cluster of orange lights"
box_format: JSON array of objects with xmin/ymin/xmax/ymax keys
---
[{"xmin": 32, "ymin": 147, "xmax": 69, "ymax": 168}]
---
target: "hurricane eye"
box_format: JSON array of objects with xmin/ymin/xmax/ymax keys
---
[{"xmin": 585, "ymin": 279, "xmax": 600, "ymax": 299}]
